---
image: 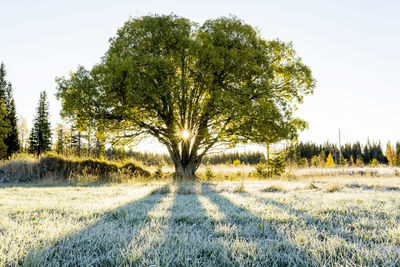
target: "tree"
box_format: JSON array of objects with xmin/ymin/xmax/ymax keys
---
[
  {"xmin": 0, "ymin": 103, "xmax": 8, "ymax": 158},
  {"xmin": 385, "ymin": 142, "xmax": 396, "ymax": 166},
  {"xmin": 55, "ymin": 123, "xmax": 69, "ymax": 155},
  {"xmin": 18, "ymin": 116, "xmax": 29, "ymax": 152},
  {"xmin": 4, "ymin": 86, "xmax": 20, "ymax": 156},
  {"xmin": 0, "ymin": 63, "xmax": 10, "ymax": 158},
  {"xmin": 56, "ymin": 15, "xmax": 315, "ymax": 179},
  {"xmin": 325, "ymin": 153, "xmax": 335, "ymax": 168},
  {"xmin": 28, "ymin": 91, "xmax": 52, "ymax": 155}
]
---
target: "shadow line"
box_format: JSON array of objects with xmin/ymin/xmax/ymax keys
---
[
  {"xmin": 202, "ymin": 183, "xmax": 316, "ymax": 266},
  {"xmin": 23, "ymin": 184, "xmax": 170, "ymax": 266}
]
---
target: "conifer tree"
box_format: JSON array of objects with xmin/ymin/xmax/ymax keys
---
[
  {"xmin": 4, "ymin": 87, "xmax": 20, "ymax": 157},
  {"xmin": 0, "ymin": 63, "xmax": 11, "ymax": 158},
  {"xmin": 0, "ymin": 103, "xmax": 8, "ymax": 158},
  {"xmin": 28, "ymin": 91, "xmax": 52, "ymax": 155}
]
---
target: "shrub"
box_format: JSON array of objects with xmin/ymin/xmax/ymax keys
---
[
  {"xmin": 254, "ymin": 154, "xmax": 285, "ymax": 178},
  {"xmin": 204, "ymin": 166, "xmax": 215, "ymax": 181}
]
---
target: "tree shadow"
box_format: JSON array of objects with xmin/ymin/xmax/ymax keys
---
[
  {"xmin": 201, "ymin": 183, "xmax": 317, "ymax": 266},
  {"xmin": 249, "ymin": 192, "xmax": 398, "ymax": 243},
  {"xmin": 23, "ymin": 184, "xmax": 171, "ymax": 266},
  {"xmin": 125, "ymin": 181, "xmax": 242, "ymax": 266},
  {"xmin": 241, "ymin": 191, "xmax": 400, "ymax": 265}
]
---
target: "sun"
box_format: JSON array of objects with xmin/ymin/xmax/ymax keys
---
[{"xmin": 181, "ymin": 129, "xmax": 190, "ymax": 140}]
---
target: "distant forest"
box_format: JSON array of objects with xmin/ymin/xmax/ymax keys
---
[{"xmin": 106, "ymin": 140, "xmax": 399, "ymax": 167}]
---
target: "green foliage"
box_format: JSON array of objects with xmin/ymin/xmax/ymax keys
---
[
  {"xmin": 255, "ymin": 154, "xmax": 285, "ymax": 178},
  {"xmin": 204, "ymin": 166, "xmax": 215, "ymax": 181},
  {"xmin": 0, "ymin": 62, "xmax": 19, "ymax": 158},
  {"xmin": 2, "ymin": 80, "xmax": 20, "ymax": 157},
  {"xmin": 56, "ymin": 14, "xmax": 314, "ymax": 178},
  {"xmin": 0, "ymin": 103, "xmax": 8, "ymax": 159},
  {"xmin": 288, "ymin": 141, "xmax": 388, "ymax": 167},
  {"xmin": 369, "ymin": 158, "xmax": 378, "ymax": 167},
  {"xmin": 28, "ymin": 91, "xmax": 52, "ymax": 155}
]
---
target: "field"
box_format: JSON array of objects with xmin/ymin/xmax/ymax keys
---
[{"xmin": 1, "ymin": 177, "xmax": 400, "ymax": 266}]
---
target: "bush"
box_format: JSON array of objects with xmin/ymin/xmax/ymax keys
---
[{"xmin": 204, "ymin": 166, "xmax": 215, "ymax": 181}]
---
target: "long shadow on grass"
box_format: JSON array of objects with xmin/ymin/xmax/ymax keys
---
[
  {"xmin": 125, "ymin": 182, "xmax": 241, "ymax": 266},
  {"xmin": 241, "ymin": 191, "xmax": 400, "ymax": 266},
  {"xmin": 249, "ymin": 192, "xmax": 399, "ymax": 245},
  {"xmin": 23, "ymin": 184, "xmax": 171, "ymax": 266},
  {"xmin": 202, "ymin": 183, "xmax": 316, "ymax": 266}
]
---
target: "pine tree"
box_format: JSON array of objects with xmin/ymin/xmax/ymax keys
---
[
  {"xmin": 0, "ymin": 103, "xmax": 8, "ymax": 158},
  {"xmin": 28, "ymin": 91, "xmax": 52, "ymax": 155},
  {"xmin": 4, "ymin": 87, "xmax": 20, "ymax": 157},
  {"xmin": 0, "ymin": 63, "xmax": 11, "ymax": 158},
  {"xmin": 0, "ymin": 63, "xmax": 20, "ymax": 157}
]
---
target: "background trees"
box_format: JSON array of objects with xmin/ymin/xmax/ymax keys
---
[
  {"xmin": 28, "ymin": 91, "xmax": 52, "ymax": 155},
  {"xmin": 56, "ymin": 15, "xmax": 315, "ymax": 179}
]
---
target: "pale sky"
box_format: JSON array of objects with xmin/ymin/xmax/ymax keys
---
[{"xmin": 1, "ymin": 0, "xmax": 399, "ymax": 152}]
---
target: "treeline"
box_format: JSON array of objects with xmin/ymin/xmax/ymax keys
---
[
  {"xmin": 104, "ymin": 149, "xmax": 265, "ymax": 166},
  {"xmin": 286, "ymin": 141, "xmax": 399, "ymax": 167}
]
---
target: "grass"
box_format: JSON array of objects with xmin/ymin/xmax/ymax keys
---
[{"xmin": 1, "ymin": 178, "xmax": 400, "ymax": 265}]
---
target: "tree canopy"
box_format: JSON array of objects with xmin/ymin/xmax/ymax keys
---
[{"xmin": 56, "ymin": 14, "xmax": 315, "ymax": 178}]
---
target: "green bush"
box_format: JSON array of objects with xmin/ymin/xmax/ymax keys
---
[{"xmin": 254, "ymin": 154, "xmax": 285, "ymax": 178}]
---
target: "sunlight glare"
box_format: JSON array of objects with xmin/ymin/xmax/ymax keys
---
[{"xmin": 182, "ymin": 129, "xmax": 190, "ymax": 140}]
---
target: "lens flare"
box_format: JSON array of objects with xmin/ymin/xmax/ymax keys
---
[{"xmin": 181, "ymin": 129, "xmax": 190, "ymax": 140}]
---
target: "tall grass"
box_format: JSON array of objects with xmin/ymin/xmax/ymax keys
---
[{"xmin": 0, "ymin": 153, "xmax": 151, "ymax": 184}]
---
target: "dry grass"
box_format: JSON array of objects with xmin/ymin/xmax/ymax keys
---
[
  {"xmin": 0, "ymin": 153, "xmax": 151, "ymax": 184},
  {"xmin": 1, "ymin": 177, "xmax": 400, "ymax": 266}
]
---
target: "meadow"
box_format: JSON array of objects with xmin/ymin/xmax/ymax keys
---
[{"xmin": 1, "ymin": 175, "xmax": 400, "ymax": 266}]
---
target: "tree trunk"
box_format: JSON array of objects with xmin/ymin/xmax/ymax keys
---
[{"xmin": 173, "ymin": 158, "xmax": 198, "ymax": 180}]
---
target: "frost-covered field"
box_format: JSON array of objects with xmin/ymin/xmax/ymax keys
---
[{"xmin": 1, "ymin": 178, "xmax": 400, "ymax": 266}]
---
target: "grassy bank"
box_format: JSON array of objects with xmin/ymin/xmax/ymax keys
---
[
  {"xmin": 0, "ymin": 153, "xmax": 151, "ymax": 184},
  {"xmin": 1, "ymin": 178, "xmax": 400, "ymax": 266}
]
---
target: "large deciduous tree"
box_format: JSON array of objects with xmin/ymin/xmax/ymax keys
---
[{"xmin": 56, "ymin": 15, "xmax": 315, "ymax": 179}]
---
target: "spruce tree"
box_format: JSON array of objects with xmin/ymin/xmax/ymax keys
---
[
  {"xmin": 0, "ymin": 63, "xmax": 11, "ymax": 158},
  {"xmin": 0, "ymin": 63, "xmax": 20, "ymax": 157},
  {"xmin": 28, "ymin": 91, "xmax": 52, "ymax": 155},
  {"xmin": 4, "ymin": 87, "xmax": 20, "ymax": 157}
]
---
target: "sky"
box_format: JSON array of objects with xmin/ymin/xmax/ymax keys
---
[{"xmin": 1, "ymin": 0, "xmax": 400, "ymax": 152}]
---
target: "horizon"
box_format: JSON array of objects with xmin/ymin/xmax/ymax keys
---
[{"xmin": 1, "ymin": 0, "xmax": 400, "ymax": 152}]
